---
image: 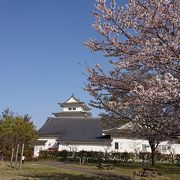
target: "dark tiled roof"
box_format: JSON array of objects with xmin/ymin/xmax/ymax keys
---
[
  {"xmin": 59, "ymin": 95, "xmax": 91, "ymax": 111},
  {"xmin": 58, "ymin": 140, "xmax": 111, "ymax": 145},
  {"xmin": 35, "ymin": 140, "xmax": 47, "ymax": 145},
  {"xmin": 103, "ymin": 125, "xmax": 140, "ymax": 139},
  {"xmin": 52, "ymin": 111, "xmax": 91, "ymax": 118},
  {"xmin": 104, "ymin": 127, "xmax": 180, "ymax": 141},
  {"xmin": 39, "ymin": 117, "xmax": 111, "ymax": 143},
  {"xmin": 62, "ymin": 95, "xmax": 81, "ymax": 104},
  {"xmin": 59, "ymin": 102, "xmax": 84, "ymax": 106},
  {"xmin": 103, "ymin": 128, "xmax": 128, "ymax": 138}
]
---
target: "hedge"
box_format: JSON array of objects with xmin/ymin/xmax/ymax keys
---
[{"xmin": 38, "ymin": 150, "xmax": 180, "ymax": 164}]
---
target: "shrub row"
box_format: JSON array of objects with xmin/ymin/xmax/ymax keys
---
[{"xmin": 38, "ymin": 150, "xmax": 180, "ymax": 164}]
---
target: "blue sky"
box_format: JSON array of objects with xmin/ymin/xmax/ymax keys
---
[
  {"xmin": 0, "ymin": 0, "xmax": 126, "ymax": 128},
  {"xmin": 0, "ymin": 0, "xmax": 107, "ymax": 128}
]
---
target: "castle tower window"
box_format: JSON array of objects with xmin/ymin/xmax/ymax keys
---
[
  {"xmin": 73, "ymin": 107, "xmax": 76, "ymax": 110},
  {"xmin": 68, "ymin": 108, "xmax": 72, "ymax": 110}
]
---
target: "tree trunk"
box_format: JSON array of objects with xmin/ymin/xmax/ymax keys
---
[
  {"xmin": 150, "ymin": 143, "xmax": 156, "ymax": 166},
  {"xmin": 15, "ymin": 144, "xmax": 19, "ymax": 169},
  {"xmin": 170, "ymin": 152, "xmax": 174, "ymax": 164},
  {"xmin": 10, "ymin": 147, "xmax": 14, "ymax": 168},
  {"xmin": 19, "ymin": 143, "xmax": 24, "ymax": 170}
]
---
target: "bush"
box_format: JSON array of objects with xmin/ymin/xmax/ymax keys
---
[
  {"xmin": 39, "ymin": 150, "xmax": 60, "ymax": 160},
  {"xmin": 175, "ymin": 154, "xmax": 180, "ymax": 165},
  {"xmin": 121, "ymin": 152, "xmax": 135, "ymax": 162},
  {"xmin": 38, "ymin": 150, "xmax": 180, "ymax": 164},
  {"xmin": 138, "ymin": 152, "xmax": 151, "ymax": 161},
  {"xmin": 59, "ymin": 150, "xmax": 68, "ymax": 161}
]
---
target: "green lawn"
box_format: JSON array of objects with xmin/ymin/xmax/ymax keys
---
[
  {"xmin": 0, "ymin": 161, "xmax": 179, "ymax": 180},
  {"xmin": 112, "ymin": 162, "xmax": 180, "ymax": 180},
  {"xmin": 0, "ymin": 163, "xmax": 98, "ymax": 180}
]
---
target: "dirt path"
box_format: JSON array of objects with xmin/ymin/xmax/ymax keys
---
[{"xmin": 34, "ymin": 161, "xmax": 132, "ymax": 180}]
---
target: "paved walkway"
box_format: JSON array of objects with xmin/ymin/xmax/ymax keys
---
[{"xmin": 34, "ymin": 161, "xmax": 132, "ymax": 180}]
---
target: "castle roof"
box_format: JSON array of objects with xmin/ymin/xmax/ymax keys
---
[
  {"xmin": 39, "ymin": 117, "xmax": 111, "ymax": 144},
  {"xmin": 58, "ymin": 95, "xmax": 91, "ymax": 111},
  {"xmin": 52, "ymin": 111, "xmax": 91, "ymax": 118}
]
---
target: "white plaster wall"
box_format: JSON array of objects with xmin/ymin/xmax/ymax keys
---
[
  {"xmin": 110, "ymin": 138, "xmax": 180, "ymax": 154},
  {"xmin": 34, "ymin": 137, "xmax": 180, "ymax": 157},
  {"xmin": 63, "ymin": 107, "xmax": 83, "ymax": 112},
  {"xmin": 110, "ymin": 138, "xmax": 149, "ymax": 153},
  {"xmin": 33, "ymin": 138, "xmax": 57, "ymax": 157},
  {"xmin": 34, "ymin": 146, "xmax": 44, "ymax": 157},
  {"xmin": 172, "ymin": 144, "xmax": 180, "ymax": 154},
  {"xmin": 58, "ymin": 144, "xmax": 111, "ymax": 152},
  {"xmin": 158, "ymin": 141, "xmax": 180, "ymax": 154}
]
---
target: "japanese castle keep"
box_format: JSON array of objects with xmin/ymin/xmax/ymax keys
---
[
  {"xmin": 34, "ymin": 95, "xmax": 180, "ymax": 157},
  {"xmin": 34, "ymin": 95, "xmax": 111, "ymax": 157}
]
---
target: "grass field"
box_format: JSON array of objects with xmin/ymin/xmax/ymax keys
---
[
  {"xmin": 1, "ymin": 163, "xmax": 96, "ymax": 180},
  {"xmin": 0, "ymin": 161, "xmax": 179, "ymax": 180}
]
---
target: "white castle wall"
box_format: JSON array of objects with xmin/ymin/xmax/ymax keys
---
[
  {"xmin": 110, "ymin": 138, "xmax": 149, "ymax": 153},
  {"xmin": 58, "ymin": 144, "xmax": 111, "ymax": 152},
  {"xmin": 34, "ymin": 138, "xmax": 180, "ymax": 157},
  {"xmin": 63, "ymin": 106, "xmax": 83, "ymax": 112},
  {"xmin": 110, "ymin": 138, "xmax": 180, "ymax": 154},
  {"xmin": 33, "ymin": 138, "xmax": 57, "ymax": 157}
]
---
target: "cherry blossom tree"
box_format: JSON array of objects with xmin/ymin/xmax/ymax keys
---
[
  {"xmin": 84, "ymin": 0, "xmax": 180, "ymax": 165},
  {"xmin": 129, "ymin": 73, "xmax": 179, "ymax": 165}
]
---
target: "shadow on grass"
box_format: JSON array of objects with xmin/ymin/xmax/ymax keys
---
[
  {"xmin": 23, "ymin": 173, "xmax": 132, "ymax": 180},
  {"xmin": 155, "ymin": 164, "xmax": 180, "ymax": 176},
  {"xmin": 114, "ymin": 162, "xmax": 141, "ymax": 169},
  {"xmin": 113, "ymin": 162, "xmax": 180, "ymax": 178}
]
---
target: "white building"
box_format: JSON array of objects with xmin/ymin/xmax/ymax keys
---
[
  {"xmin": 34, "ymin": 95, "xmax": 111, "ymax": 157},
  {"xmin": 34, "ymin": 95, "xmax": 180, "ymax": 157},
  {"xmin": 104, "ymin": 127, "xmax": 180, "ymax": 155}
]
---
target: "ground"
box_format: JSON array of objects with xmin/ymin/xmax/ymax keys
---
[{"xmin": 0, "ymin": 161, "xmax": 180, "ymax": 180}]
